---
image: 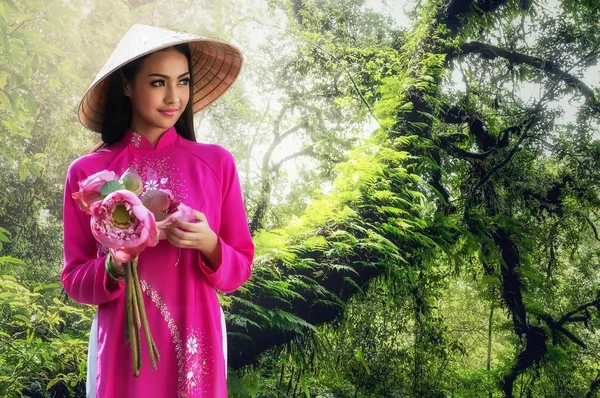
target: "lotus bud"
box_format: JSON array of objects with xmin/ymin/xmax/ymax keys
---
[
  {"xmin": 142, "ymin": 190, "xmax": 171, "ymax": 221},
  {"xmin": 121, "ymin": 168, "xmax": 144, "ymax": 195}
]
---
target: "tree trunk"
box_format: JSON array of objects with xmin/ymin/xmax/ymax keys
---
[
  {"xmin": 228, "ymin": 0, "xmax": 514, "ymax": 371},
  {"xmin": 493, "ymin": 229, "xmax": 547, "ymax": 398},
  {"xmin": 585, "ymin": 373, "xmax": 600, "ymax": 398},
  {"xmin": 249, "ymin": 170, "xmax": 272, "ymax": 234}
]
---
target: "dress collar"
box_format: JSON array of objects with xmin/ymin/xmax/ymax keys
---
[{"xmin": 123, "ymin": 126, "xmax": 179, "ymax": 150}]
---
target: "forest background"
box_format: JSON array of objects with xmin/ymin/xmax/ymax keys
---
[{"xmin": 1, "ymin": 0, "xmax": 600, "ymax": 397}]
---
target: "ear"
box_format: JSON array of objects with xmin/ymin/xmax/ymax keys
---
[
  {"xmin": 122, "ymin": 73, "xmax": 132, "ymax": 97},
  {"xmin": 123, "ymin": 81, "xmax": 132, "ymax": 97}
]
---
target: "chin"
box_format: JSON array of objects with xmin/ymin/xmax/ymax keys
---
[{"xmin": 151, "ymin": 120, "xmax": 176, "ymax": 130}]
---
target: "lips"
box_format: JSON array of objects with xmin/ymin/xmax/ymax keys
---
[{"xmin": 158, "ymin": 108, "xmax": 178, "ymax": 117}]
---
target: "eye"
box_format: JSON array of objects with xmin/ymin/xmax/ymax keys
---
[
  {"xmin": 150, "ymin": 79, "xmax": 165, "ymax": 87},
  {"xmin": 179, "ymin": 78, "xmax": 190, "ymax": 86}
]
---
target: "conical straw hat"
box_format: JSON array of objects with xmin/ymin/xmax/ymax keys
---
[{"xmin": 78, "ymin": 24, "xmax": 243, "ymax": 132}]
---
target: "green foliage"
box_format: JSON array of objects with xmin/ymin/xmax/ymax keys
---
[
  {"xmin": 0, "ymin": 275, "xmax": 92, "ymax": 397},
  {"xmin": 230, "ymin": 0, "xmax": 600, "ymax": 396},
  {"xmin": 2, "ymin": 0, "xmax": 600, "ymax": 397}
]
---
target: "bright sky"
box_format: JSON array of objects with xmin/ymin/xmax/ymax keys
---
[{"xmin": 365, "ymin": 0, "xmax": 412, "ymax": 28}]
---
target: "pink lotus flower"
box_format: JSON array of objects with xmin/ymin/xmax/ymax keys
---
[
  {"xmin": 73, "ymin": 170, "xmax": 166, "ymax": 376},
  {"xmin": 90, "ymin": 190, "xmax": 159, "ymax": 263},
  {"xmin": 142, "ymin": 189, "xmax": 194, "ymax": 239},
  {"xmin": 72, "ymin": 170, "xmax": 118, "ymax": 214}
]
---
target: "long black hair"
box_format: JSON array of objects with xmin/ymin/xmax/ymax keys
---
[{"xmin": 95, "ymin": 44, "xmax": 196, "ymax": 151}]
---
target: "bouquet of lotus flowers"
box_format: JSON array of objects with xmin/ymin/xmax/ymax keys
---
[{"xmin": 72, "ymin": 168, "xmax": 193, "ymax": 376}]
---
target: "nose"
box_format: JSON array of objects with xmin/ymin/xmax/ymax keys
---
[{"xmin": 165, "ymin": 84, "xmax": 178, "ymax": 106}]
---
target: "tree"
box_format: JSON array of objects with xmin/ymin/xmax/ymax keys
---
[
  {"xmin": 225, "ymin": 2, "xmax": 600, "ymax": 398},
  {"xmin": 3, "ymin": 0, "xmax": 600, "ymax": 396}
]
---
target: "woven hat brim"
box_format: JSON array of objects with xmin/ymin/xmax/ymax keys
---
[{"xmin": 79, "ymin": 35, "xmax": 242, "ymax": 133}]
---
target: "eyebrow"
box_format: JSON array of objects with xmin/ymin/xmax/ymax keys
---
[{"xmin": 147, "ymin": 72, "xmax": 191, "ymax": 79}]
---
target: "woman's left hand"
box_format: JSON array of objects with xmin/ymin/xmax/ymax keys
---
[{"xmin": 165, "ymin": 210, "xmax": 221, "ymax": 268}]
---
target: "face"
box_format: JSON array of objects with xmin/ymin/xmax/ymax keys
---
[{"xmin": 124, "ymin": 48, "xmax": 190, "ymax": 133}]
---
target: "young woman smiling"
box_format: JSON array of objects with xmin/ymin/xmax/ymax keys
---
[{"xmin": 61, "ymin": 24, "xmax": 254, "ymax": 398}]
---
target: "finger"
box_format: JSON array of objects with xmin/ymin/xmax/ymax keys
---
[
  {"xmin": 173, "ymin": 239, "xmax": 197, "ymax": 248},
  {"xmin": 166, "ymin": 226, "xmax": 192, "ymax": 240},
  {"xmin": 174, "ymin": 218, "xmax": 202, "ymax": 231},
  {"xmin": 193, "ymin": 210, "xmax": 207, "ymax": 222},
  {"xmin": 164, "ymin": 232, "xmax": 196, "ymax": 248},
  {"xmin": 167, "ymin": 239, "xmax": 196, "ymax": 249},
  {"xmin": 164, "ymin": 229, "xmax": 178, "ymax": 244}
]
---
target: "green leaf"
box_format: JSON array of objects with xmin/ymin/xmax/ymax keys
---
[
  {"xmin": 354, "ymin": 348, "xmax": 371, "ymax": 375},
  {"xmin": 12, "ymin": 314, "xmax": 30, "ymax": 324},
  {"xmin": 240, "ymin": 373, "xmax": 261, "ymax": 397},
  {"xmin": 300, "ymin": 373, "xmax": 310, "ymax": 398},
  {"xmin": 22, "ymin": 93, "xmax": 36, "ymax": 115},
  {"xmin": 18, "ymin": 163, "xmax": 27, "ymax": 181},
  {"xmin": 0, "ymin": 234, "xmax": 9, "ymax": 243},
  {"xmin": 0, "ymin": 91, "xmax": 8, "ymax": 111},
  {"xmin": 101, "ymin": 180, "xmax": 125, "ymax": 196},
  {"xmin": 0, "ymin": 256, "xmax": 24, "ymax": 266},
  {"xmin": 2, "ymin": 119, "xmax": 18, "ymax": 135},
  {"xmin": 78, "ymin": 360, "xmax": 86, "ymax": 376},
  {"xmin": 33, "ymin": 283, "xmax": 61, "ymax": 292},
  {"xmin": 47, "ymin": 376, "xmax": 62, "ymax": 390}
]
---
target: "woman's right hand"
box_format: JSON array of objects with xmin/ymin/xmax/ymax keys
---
[{"xmin": 109, "ymin": 255, "xmax": 125, "ymax": 274}]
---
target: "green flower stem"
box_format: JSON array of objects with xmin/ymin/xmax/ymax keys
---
[
  {"xmin": 131, "ymin": 268, "xmax": 143, "ymax": 375},
  {"xmin": 132, "ymin": 260, "xmax": 160, "ymax": 370},
  {"xmin": 124, "ymin": 262, "xmax": 139, "ymax": 377}
]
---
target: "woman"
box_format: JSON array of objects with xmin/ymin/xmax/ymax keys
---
[{"xmin": 61, "ymin": 24, "xmax": 254, "ymax": 397}]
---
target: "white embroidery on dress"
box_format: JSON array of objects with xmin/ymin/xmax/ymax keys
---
[
  {"xmin": 129, "ymin": 157, "xmax": 188, "ymax": 202},
  {"xmin": 183, "ymin": 330, "xmax": 213, "ymax": 395},
  {"xmin": 130, "ymin": 132, "xmax": 142, "ymax": 148},
  {"xmin": 187, "ymin": 335, "xmax": 198, "ymax": 354},
  {"xmin": 144, "ymin": 179, "xmax": 159, "ymax": 191},
  {"xmin": 140, "ymin": 280, "xmax": 186, "ymax": 396},
  {"xmin": 140, "ymin": 281, "xmax": 214, "ymax": 397}
]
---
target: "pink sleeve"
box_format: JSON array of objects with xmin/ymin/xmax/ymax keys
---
[
  {"xmin": 198, "ymin": 151, "xmax": 254, "ymax": 293},
  {"xmin": 61, "ymin": 163, "xmax": 124, "ymax": 305}
]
